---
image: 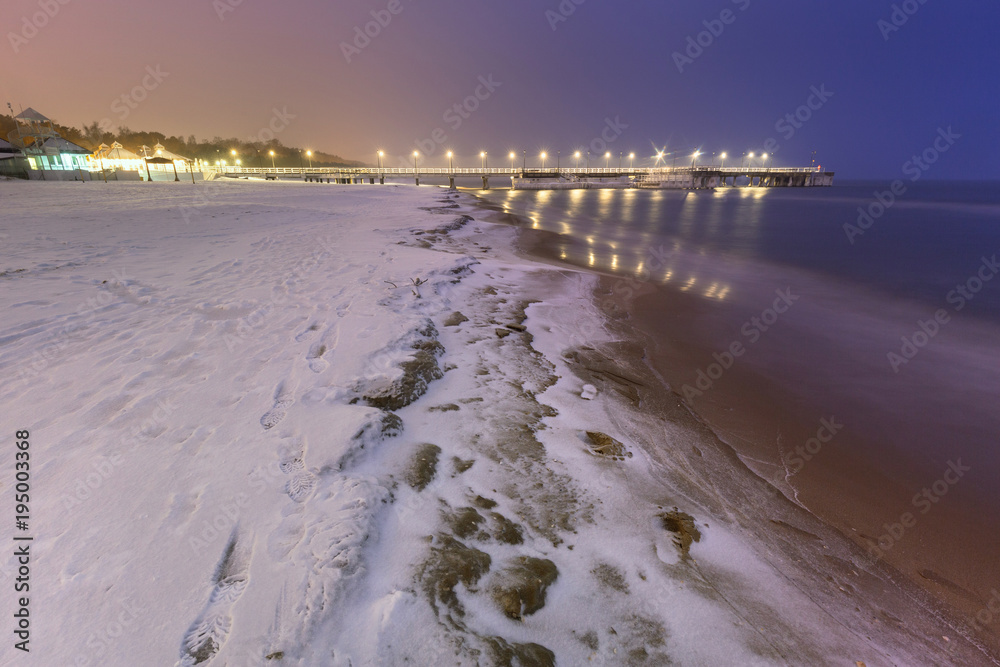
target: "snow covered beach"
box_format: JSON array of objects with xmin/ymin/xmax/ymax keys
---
[{"xmin": 1, "ymin": 181, "xmax": 993, "ymax": 665}]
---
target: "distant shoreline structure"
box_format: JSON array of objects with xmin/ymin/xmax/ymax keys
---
[{"xmin": 212, "ymin": 164, "xmax": 834, "ymax": 191}]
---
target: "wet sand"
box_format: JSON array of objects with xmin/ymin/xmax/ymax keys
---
[{"xmin": 476, "ymin": 198, "xmax": 1000, "ymax": 661}]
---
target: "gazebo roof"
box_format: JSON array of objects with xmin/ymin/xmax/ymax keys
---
[
  {"xmin": 104, "ymin": 141, "xmax": 141, "ymax": 160},
  {"xmin": 151, "ymin": 142, "xmax": 191, "ymax": 162},
  {"xmin": 14, "ymin": 107, "xmax": 51, "ymax": 122},
  {"xmin": 39, "ymin": 136, "xmax": 91, "ymax": 154}
]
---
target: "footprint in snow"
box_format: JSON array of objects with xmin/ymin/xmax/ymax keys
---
[
  {"xmin": 307, "ymin": 343, "xmax": 329, "ymax": 374},
  {"xmin": 294, "ymin": 322, "xmax": 321, "ymax": 343},
  {"xmin": 178, "ymin": 530, "xmax": 253, "ymax": 666},
  {"xmin": 260, "ymin": 382, "xmax": 294, "ymax": 430}
]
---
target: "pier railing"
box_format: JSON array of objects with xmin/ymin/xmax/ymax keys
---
[{"xmin": 208, "ymin": 165, "xmax": 822, "ymax": 177}]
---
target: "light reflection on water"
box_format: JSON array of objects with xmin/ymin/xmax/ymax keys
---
[{"xmin": 495, "ymin": 188, "xmax": 765, "ymax": 301}]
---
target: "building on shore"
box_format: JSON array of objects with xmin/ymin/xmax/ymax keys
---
[
  {"xmin": 5, "ymin": 108, "xmax": 92, "ymax": 178},
  {"xmin": 0, "ymin": 137, "xmax": 30, "ymax": 178}
]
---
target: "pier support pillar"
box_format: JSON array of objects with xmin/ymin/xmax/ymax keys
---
[
  {"xmin": 369, "ymin": 178, "xmax": 375, "ymax": 184},
  {"xmin": 482, "ymin": 176, "xmax": 489, "ymax": 190},
  {"xmin": 379, "ymin": 177, "xmax": 384, "ymax": 184},
  {"xmin": 415, "ymin": 177, "xmax": 420, "ymax": 186},
  {"xmin": 449, "ymin": 177, "xmax": 455, "ymax": 189}
]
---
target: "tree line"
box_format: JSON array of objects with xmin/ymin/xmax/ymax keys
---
[{"xmin": 0, "ymin": 114, "xmax": 363, "ymax": 168}]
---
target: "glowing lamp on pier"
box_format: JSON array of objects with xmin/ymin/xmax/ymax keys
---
[
  {"xmin": 720, "ymin": 152, "xmax": 727, "ymax": 168},
  {"xmin": 540, "ymin": 152, "xmax": 547, "ymax": 169},
  {"xmin": 447, "ymin": 151, "xmax": 454, "ymax": 172},
  {"xmin": 629, "ymin": 152, "xmax": 635, "ymax": 169},
  {"xmin": 306, "ymin": 150, "xmax": 313, "ymax": 168},
  {"xmin": 509, "ymin": 152, "xmax": 516, "ymax": 171}
]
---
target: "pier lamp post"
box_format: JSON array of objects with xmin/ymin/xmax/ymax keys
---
[
  {"xmin": 605, "ymin": 152, "xmax": 611, "ymax": 169},
  {"xmin": 522, "ymin": 150, "xmax": 526, "ymax": 172},
  {"xmin": 557, "ymin": 151, "xmax": 560, "ymax": 172},
  {"xmin": 269, "ymin": 150, "xmax": 276, "ymax": 170},
  {"xmin": 618, "ymin": 152, "xmax": 622, "ymax": 170},
  {"xmin": 746, "ymin": 152, "xmax": 754, "ymax": 169},
  {"xmin": 306, "ymin": 150, "xmax": 313, "ymax": 168},
  {"xmin": 720, "ymin": 152, "xmax": 727, "ymax": 169},
  {"xmin": 480, "ymin": 151, "xmax": 487, "ymax": 170},
  {"xmin": 509, "ymin": 152, "xmax": 516, "ymax": 172},
  {"xmin": 762, "ymin": 153, "xmax": 769, "ymax": 169},
  {"xmin": 587, "ymin": 151, "xmax": 591, "ymax": 170},
  {"xmin": 691, "ymin": 151, "xmax": 700, "ymax": 168},
  {"xmin": 448, "ymin": 151, "xmax": 454, "ymax": 173},
  {"xmin": 629, "ymin": 153, "xmax": 635, "ymax": 170},
  {"xmin": 231, "ymin": 149, "xmax": 237, "ymax": 162},
  {"xmin": 540, "ymin": 152, "xmax": 547, "ymax": 170},
  {"xmin": 377, "ymin": 150, "xmax": 384, "ymax": 182},
  {"xmin": 413, "ymin": 151, "xmax": 419, "ymax": 171},
  {"xmin": 574, "ymin": 151, "xmax": 581, "ymax": 169}
]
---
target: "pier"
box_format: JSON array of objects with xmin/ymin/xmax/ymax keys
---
[{"xmin": 208, "ymin": 165, "xmax": 834, "ymax": 190}]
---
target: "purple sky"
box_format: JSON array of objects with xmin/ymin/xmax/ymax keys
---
[{"xmin": 2, "ymin": 0, "xmax": 997, "ymax": 178}]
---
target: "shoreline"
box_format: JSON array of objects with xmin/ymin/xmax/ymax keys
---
[
  {"xmin": 469, "ymin": 190, "xmax": 1000, "ymax": 661},
  {"xmin": 3, "ymin": 180, "xmax": 996, "ymax": 664}
]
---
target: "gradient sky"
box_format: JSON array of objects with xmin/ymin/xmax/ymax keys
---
[{"xmin": 2, "ymin": 0, "xmax": 997, "ymax": 178}]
